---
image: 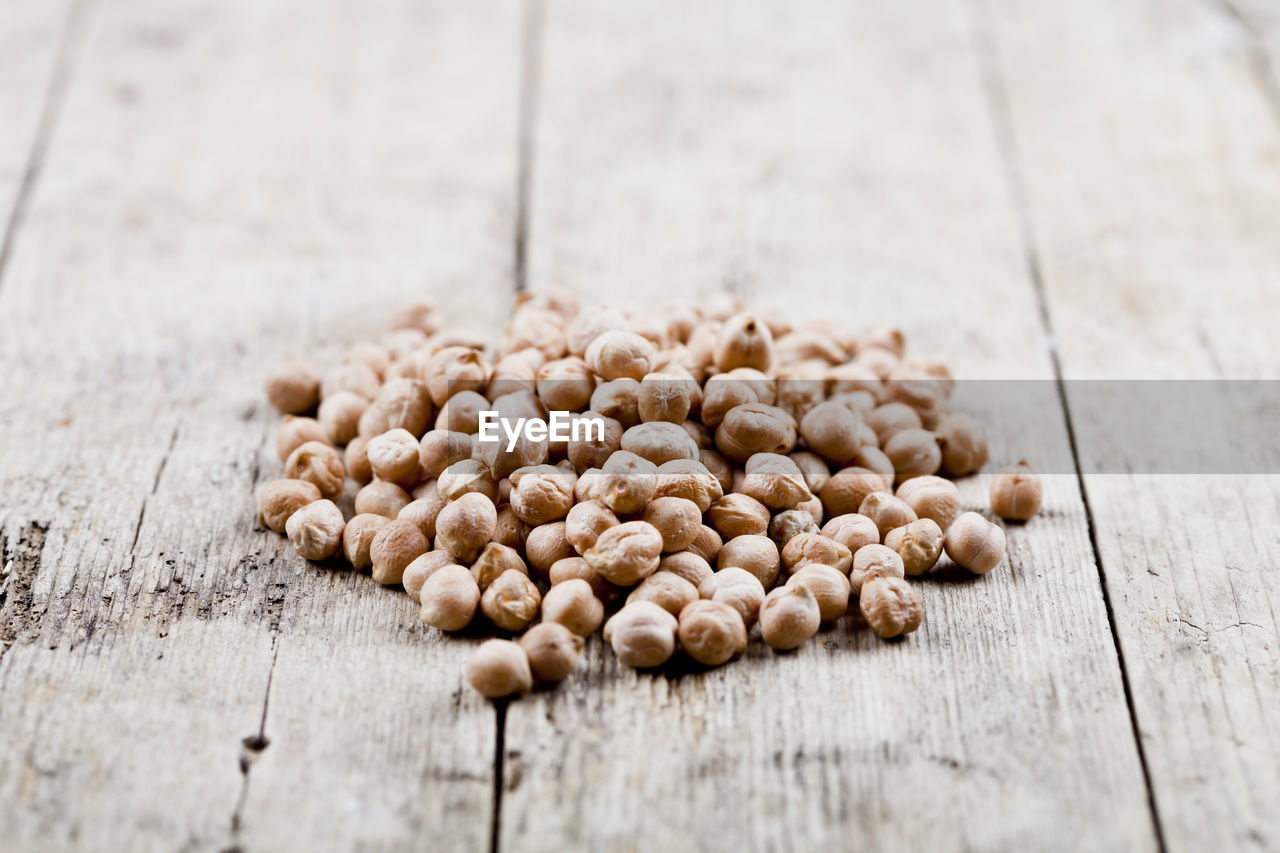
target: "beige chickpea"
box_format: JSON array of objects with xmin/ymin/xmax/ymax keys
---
[
  {"xmin": 355, "ymin": 480, "xmax": 411, "ymax": 519},
  {"xmin": 465, "ymin": 639, "xmax": 532, "ymax": 698},
  {"xmin": 936, "ymin": 413, "xmax": 989, "ymax": 476},
  {"xmin": 636, "ymin": 373, "xmax": 696, "ymax": 424},
  {"xmin": 266, "ymin": 359, "xmax": 321, "ymax": 414},
  {"xmin": 759, "ymin": 585, "xmax": 821, "ymax": 650},
  {"xmin": 277, "ymin": 415, "xmax": 331, "ymax": 462},
  {"xmin": 706, "ymin": 494, "xmax": 770, "ymax": 539},
  {"xmin": 542, "ymin": 578, "xmax": 605, "ymax": 635},
  {"xmin": 700, "ymin": 377, "xmax": 761, "ymax": 428},
  {"xmin": 508, "ymin": 464, "xmax": 575, "ymax": 525},
  {"xmin": 786, "ymin": 564, "xmax": 851, "ymax": 622},
  {"xmin": 860, "ymin": 576, "xmax": 923, "ymax": 638},
  {"xmin": 717, "ymin": 534, "xmax": 782, "ymax": 588},
  {"xmin": 768, "ymin": 507, "xmax": 819, "ymax": 550},
  {"xmin": 346, "ymin": 342, "xmax": 391, "ymax": 379},
  {"xmin": 399, "ymin": 487, "xmax": 446, "ymax": 540},
  {"xmin": 687, "ymin": 525, "xmax": 723, "ymax": 563},
  {"xmin": 677, "ymin": 600, "xmax": 748, "ymax": 666},
  {"xmin": 989, "ymin": 461, "xmax": 1043, "ymax": 521},
  {"xmin": 642, "ymin": 497, "xmax": 702, "ymax": 552},
  {"xmin": 470, "ymin": 542, "xmax": 529, "ymax": 591},
  {"xmin": 564, "ymin": 499, "xmax": 619, "ymax": 555},
  {"xmin": 424, "ymin": 346, "xmax": 491, "ymax": 407},
  {"xmin": 419, "ymin": 429, "xmax": 474, "ymax": 479},
  {"xmin": 698, "ymin": 567, "xmax": 766, "ymax": 625},
  {"xmin": 714, "ymin": 313, "xmax": 774, "ymax": 372},
  {"xmin": 345, "ymin": 436, "xmax": 373, "ymax": 485},
  {"xmin": 322, "ymin": 359, "xmax": 381, "ymax": 403},
  {"xmin": 884, "ymin": 518, "xmax": 945, "ymax": 576},
  {"xmin": 819, "ymin": 467, "xmax": 887, "ymax": 517},
  {"xmin": 715, "ymin": 403, "xmax": 797, "ymax": 462},
  {"xmin": 740, "ymin": 453, "xmax": 810, "ymax": 510},
  {"xmin": 896, "ymin": 477, "xmax": 960, "ymax": 532},
  {"xmin": 435, "ymin": 390, "xmax": 489, "ymax": 435},
  {"xmin": 884, "ymin": 370, "xmax": 948, "ymax": 427},
  {"xmin": 851, "ymin": 445, "xmax": 896, "ymax": 490},
  {"xmin": 507, "ymin": 309, "xmax": 568, "ymax": 362},
  {"xmin": 435, "ymin": 492, "xmax": 497, "ymax": 563},
  {"xmin": 620, "ymin": 422, "xmax": 700, "ymax": 465},
  {"xmin": 420, "ymin": 564, "xmax": 481, "ymax": 631},
  {"xmin": 858, "ymin": 492, "xmax": 918, "ymax": 540},
  {"xmin": 479, "ymin": 429, "xmax": 549, "ymax": 480},
  {"xmin": 535, "ymin": 356, "xmax": 594, "ymax": 412},
  {"xmin": 603, "ymin": 601, "xmax": 678, "ymax": 668},
  {"xmin": 284, "ymin": 441, "xmax": 346, "ymax": 500},
  {"xmin": 520, "ymin": 622, "xmax": 583, "ymax": 683},
  {"xmin": 589, "ymin": 378, "xmax": 641, "ymax": 427},
  {"xmin": 567, "ymin": 305, "xmax": 630, "ymax": 357},
  {"xmin": 598, "ymin": 451, "xmax": 658, "ymax": 514},
  {"xmin": 944, "ymin": 512, "xmax": 1006, "ymax": 574},
  {"xmin": 850, "ymin": 544, "xmax": 906, "ymax": 593},
  {"xmin": 317, "ymin": 391, "xmax": 368, "ymax": 445},
  {"xmin": 359, "ymin": 378, "xmax": 431, "ymax": 439},
  {"xmin": 584, "ymin": 521, "xmax": 663, "ymax": 586},
  {"xmin": 548, "ymin": 556, "xmax": 619, "ymax": 603},
  {"xmin": 781, "ymin": 531, "xmax": 852, "ymax": 575},
  {"xmin": 586, "ymin": 330, "xmax": 657, "ymax": 381},
  {"xmin": 883, "ymin": 428, "xmax": 942, "ymax": 481},
  {"xmin": 566, "ymin": 412, "xmax": 624, "ymax": 472},
  {"xmin": 653, "ymin": 458, "xmax": 724, "ymax": 512},
  {"xmin": 525, "ymin": 522, "xmax": 574, "ymax": 579},
  {"xmin": 286, "ymin": 499, "xmax": 345, "ymax": 561},
  {"xmin": 342, "ymin": 513, "xmax": 391, "ymax": 570},
  {"xmin": 480, "ymin": 569, "xmax": 542, "ymax": 631},
  {"xmin": 799, "ymin": 401, "xmax": 863, "ymax": 465},
  {"xmin": 865, "ymin": 402, "xmax": 922, "ymax": 445},
  {"xmin": 369, "ymin": 519, "xmax": 429, "ymax": 585},
  {"xmin": 492, "ymin": 503, "xmax": 531, "ymax": 553},
  {"xmin": 627, "ymin": 571, "xmax": 699, "ymax": 615},
  {"xmin": 658, "ymin": 551, "xmax": 714, "ymax": 588},
  {"xmin": 437, "ymin": 460, "xmax": 498, "ymax": 504},
  {"xmin": 257, "ymin": 479, "xmax": 321, "ymax": 533},
  {"xmin": 402, "ymin": 550, "xmax": 455, "ymax": 602},
  {"xmin": 788, "ymin": 450, "xmax": 832, "ymax": 494},
  {"xmin": 821, "ymin": 513, "xmax": 881, "ymax": 554}
]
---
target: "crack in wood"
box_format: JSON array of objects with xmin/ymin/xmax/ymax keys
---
[
  {"xmin": 0, "ymin": 520, "xmax": 51, "ymax": 661},
  {"xmin": 229, "ymin": 636, "xmax": 280, "ymax": 847},
  {"xmin": 129, "ymin": 424, "xmax": 181, "ymax": 555}
]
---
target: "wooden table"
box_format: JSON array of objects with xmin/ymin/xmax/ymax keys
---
[{"xmin": 2, "ymin": 1, "xmax": 1277, "ymax": 850}]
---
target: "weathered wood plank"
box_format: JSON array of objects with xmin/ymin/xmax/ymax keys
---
[
  {"xmin": 986, "ymin": 0, "xmax": 1280, "ymax": 848},
  {"xmin": 0, "ymin": 0, "xmax": 521, "ymax": 849},
  {"xmin": 507, "ymin": 2, "xmax": 1156, "ymax": 850}
]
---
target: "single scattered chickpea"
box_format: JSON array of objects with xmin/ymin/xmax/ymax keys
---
[
  {"xmin": 713, "ymin": 313, "xmax": 774, "ymax": 372},
  {"xmin": 435, "ymin": 492, "xmax": 498, "ymax": 563},
  {"xmin": 286, "ymin": 499, "xmax": 345, "ymax": 562},
  {"xmin": 585, "ymin": 330, "xmax": 657, "ymax": 381},
  {"xmin": 369, "ymin": 519, "xmax": 429, "ymax": 585},
  {"xmin": 470, "ymin": 542, "xmax": 529, "ymax": 591},
  {"xmin": 819, "ymin": 468, "xmax": 887, "ymax": 517},
  {"xmin": 658, "ymin": 551, "xmax": 714, "ymax": 588},
  {"xmin": 989, "ymin": 460, "xmax": 1043, "ymax": 521},
  {"xmin": 858, "ymin": 492, "xmax": 918, "ymax": 540},
  {"xmin": 759, "ymin": 584, "xmax": 821, "ymax": 650},
  {"xmin": 342, "ymin": 513, "xmax": 391, "ymax": 570},
  {"xmin": 603, "ymin": 601, "xmax": 679, "ymax": 668},
  {"xmin": 317, "ymin": 391, "xmax": 368, "ymax": 445},
  {"xmin": 520, "ymin": 622, "xmax": 583, "ymax": 683},
  {"xmin": 265, "ymin": 359, "xmax": 321, "ymax": 414},
  {"xmin": 257, "ymin": 479, "xmax": 321, "ymax": 533},
  {"xmin": 677, "ymin": 600, "xmax": 748, "ymax": 666},
  {"xmin": 707, "ymin": 494, "xmax": 771, "ymax": 539},
  {"xmin": 944, "ymin": 512, "xmax": 1006, "ymax": 574},
  {"xmin": 465, "ymin": 639, "xmax": 533, "ymax": 698},
  {"xmin": 936, "ymin": 413, "xmax": 989, "ymax": 476},
  {"xmin": 860, "ymin": 576, "xmax": 923, "ymax": 638},
  {"xmin": 786, "ymin": 564, "xmax": 851, "ymax": 622},
  {"xmin": 883, "ymin": 518, "xmax": 944, "ymax": 576},
  {"xmin": 284, "ymin": 440, "xmax": 346, "ymax": 500},
  {"xmin": 480, "ymin": 569, "xmax": 542, "ymax": 631},
  {"xmin": 584, "ymin": 520, "xmax": 663, "ymax": 586},
  {"xmin": 354, "ymin": 480, "xmax": 411, "ymax": 519},
  {"xmin": 883, "ymin": 428, "xmax": 942, "ymax": 481},
  {"xmin": 420, "ymin": 564, "xmax": 481, "ymax": 631},
  {"xmin": 402, "ymin": 550, "xmax": 455, "ymax": 602},
  {"xmin": 277, "ymin": 415, "xmax": 331, "ymax": 462},
  {"xmin": 542, "ymin": 578, "xmax": 605, "ymax": 635},
  {"xmin": 781, "ymin": 531, "xmax": 852, "ymax": 575},
  {"xmin": 850, "ymin": 544, "xmax": 906, "ymax": 593},
  {"xmin": 627, "ymin": 571, "xmax": 699, "ymax": 615},
  {"xmin": 820, "ymin": 513, "xmax": 881, "ymax": 554},
  {"xmin": 698, "ymin": 567, "xmax": 766, "ymax": 626},
  {"xmin": 641, "ymin": 496, "xmax": 702, "ymax": 552}
]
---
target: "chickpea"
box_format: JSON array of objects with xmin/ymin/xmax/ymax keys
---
[
  {"xmin": 322, "ymin": 359, "xmax": 381, "ymax": 403},
  {"xmin": 740, "ymin": 453, "xmax": 811, "ymax": 510},
  {"xmin": 781, "ymin": 532, "xmax": 852, "ymax": 575},
  {"xmin": 286, "ymin": 499, "xmax": 345, "ymax": 561},
  {"xmin": 799, "ymin": 401, "xmax": 863, "ymax": 464},
  {"xmin": 706, "ymin": 494, "xmax": 771, "ymax": 539},
  {"xmin": 542, "ymin": 578, "xmax": 605, "ymax": 635},
  {"xmin": 883, "ymin": 428, "xmax": 941, "ymax": 481},
  {"xmin": 568, "ymin": 305, "xmax": 630, "ymax": 356},
  {"xmin": 399, "ymin": 487, "xmax": 446, "ymax": 540},
  {"xmin": 717, "ymin": 534, "xmax": 781, "ymax": 588},
  {"xmin": 479, "ymin": 429, "xmax": 549, "ymax": 480},
  {"xmin": 687, "ymin": 525, "xmax": 723, "ymax": 562},
  {"xmin": 585, "ymin": 330, "xmax": 657, "ymax": 380},
  {"xmin": 435, "ymin": 492, "xmax": 497, "ymax": 563},
  {"xmin": 423, "ymin": 346, "xmax": 490, "ymax": 407},
  {"xmin": 883, "ymin": 518, "xmax": 944, "ymax": 576},
  {"xmin": 419, "ymin": 429, "xmax": 474, "ymax": 478},
  {"xmin": 714, "ymin": 313, "xmax": 774, "ymax": 372},
  {"xmin": 589, "ymin": 378, "xmax": 641, "ymax": 427},
  {"xmin": 480, "ymin": 568, "xmax": 542, "ymax": 631},
  {"xmin": 265, "ymin": 359, "xmax": 321, "ymax": 414},
  {"xmin": 658, "ymin": 551, "xmax": 714, "ymax": 588},
  {"xmin": 566, "ymin": 412, "xmax": 624, "ymax": 472},
  {"xmin": 936, "ymin": 413, "xmax": 989, "ymax": 476},
  {"xmin": 944, "ymin": 512, "xmax": 1006, "ymax": 574},
  {"xmin": 860, "ymin": 576, "xmax": 923, "ymax": 638},
  {"xmin": 715, "ymin": 403, "xmax": 796, "ymax": 462},
  {"xmin": 865, "ymin": 402, "xmax": 922, "ymax": 445},
  {"xmin": 636, "ymin": 373, "xmax": 697, "ymax": 424},
  {"xmin": 355, "ymin": 480, "xmax": 411, "ymax": 519},
  {"xmin": 819, "ymin": 467, "xmax": 887, "ymax": 517},
  {"xmin": 786, "ymin": 564, "xmax": 851, "ymax": 622},
  {"xmin": 621, "ymin": 421, "xmax": 700, "ymax": 465},
  {"xmin": 277, "ymin": 415, "xmax": 331, "ymax": 462},
  {"xmin": 359, "ymin": 378, "xmax": 431, "ymax": 439},
  {"xmin": 821, "ymin": 513, "xmax": 881, "ymax": 554},
  {"xmin": 759, "ymin": 584, "xmax": 820, "ymax": 650},
  {"xmin": 520, "ymin": 622, "xmax": 583, "ymax": 683},
  {"xmin": 603, "ymin": 601, "xmax": 678, "ymax": 668},
  {"xmin": 470, "ymin": 542, "xmax": 529, "ymax": 590},
  {"xmin": 402, "ymin": 550, "xmax": 455, "ymax": 602},
  {"xmin": 788, "ymin": 450, "xmax": 832, "ymax": 494},
  {"xmin": 548, "ymin": 556, "xmax": 619, "ymax": 602},
  {"xmin": 419, "ymin": 564, "xmax": 481, "ymax": 631},
  {"xmin": 584, "ymin": 521, "xmax": 663, "ymax": 586},
  {"xmin": 767, "ymin": 507, "xmax": 819, "ymax": 550},
  {"xmin": 641, "ymin": 497, "xmax": 702, "ymax": 552},
  {"xmin": 525, "ymin": 522, "xmax": 574, "ymax": 578},
  {"xmin": 257, "ymin": 479, "xmax": 321, "ymax": 533},
  {"xmin": 509, "ymin": 464, "xmax": 575, "ymax": 524},
  {"xmin": 627, "ymin": 571, "xmax": 698, "ymax": 615},
  {"xmin": 284, "ymin": 441, "xmax": 346, "ymax": 500},
  {"xmin": 536, "ymin": 356, "xmax": 594, "ymax": 412},
  {"xmin": 653, "ymin": 458, "xmax": 724, "ymax": 512},
  {"xmin": 895, "ymin": 476, "xmax": 960, "ymax": 532},
  {"xmin": 435, "ymin": 390, "xmax": 489, "ymax": 435},
  {"xmin": 598, "ymin": 450, "xmax": 658, "ymax": 514},
  {"xmin": 369, "ymin": 519, "xmax": 429, "ymax": 585},
  {"xmin": 858, "ymin": 492, "xmax": 918, "ymax": 540},
  {"xmin": 465, "ymin": 639, "xmax": 532, "ymax": 698},
  {"xmin": 677, "ymin": 600, "xmax": 748, "ymax": 666},
  {"xmin": 563, "ymin": 499, "xmax": 618, "ymax": 555},
  {"xmin": 850, "ymin": 544, "xmax": 906, "ymax": 594},
  {"xmin": 342, "ymin": 513, "xmax": 391, "ymax": 570},
  {"xmin": 989, "ymin": 460, "xmax": 1043, "ymax": 521},
  {"xmin": 317, "ymin": 391, "xmax": 368, "ymax": 445},
  {"xmin": 700, "ymin": 377, "xmax": 762, "ymax": 428}
]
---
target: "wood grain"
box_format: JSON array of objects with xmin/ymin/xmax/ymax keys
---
[
  {"xmin": 986, "ymin": 0, "xmax": 1280, "ymax": 848},
  {"xmin": 506, "ymin": 2, "xmax": 1157, "ymax": 850},
  {"xmin": 0, "ymin": 0, "xmax": 521, "ymax": 849}
]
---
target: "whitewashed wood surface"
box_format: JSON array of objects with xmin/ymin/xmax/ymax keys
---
[{"xmin": 0, "ymin": 0, "xmax": 1276, "ymax": 851}]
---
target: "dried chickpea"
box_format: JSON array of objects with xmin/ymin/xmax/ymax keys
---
[
  {"xmin": 698, "ymin": 568, "xmax": 766, "ymax": 625},
  {"xmin": 470, "ymin": 542, "xmax": 529, "ymax": 591},
  {"xmin": 759, "ymin": 584, "xmax": 820, "ymax": 650},
  {"xmin": 419, "ymin": 429, "xmax": 474, "ymax": 478},
  {"xmin": 865, "ymin": 402, "xmax": 922, "ymax": 445},
  {"xmin": 821, "ymin": 513, "xmax": 881, "ymax": 554},
  {"xmin": 355, "ymin": 480, "xmax": 411, "ymax": 519},
  {"xmin": 548, "ymin": 556, "xmax": 618, "ymax": 602},
  {"xmin": 286, "ymin": 499, "xmax": 345, "ymax": 561},
  {"xmin": 627, "ymin": 571, "xmax": 698, "ymax": 615},
  {"xmin": 700, "ymin": 377, "xmax": 761, "ymax": 428},
  {"xmin": 781, "ymin": 531, "xmax": 852, "ymax": 575},
  {"xmin": 317, "ymin": 391, "xmax": 368, "ymax": 445},
  {"xmin": 658, "ymin": 551, "xmax": 714, "ymax": 588},
  {"xmin": 402, "ymin": 550, "xmax": 455, "ymax": 602},
  {"xmin": 860, "ymin": 576, "xmax": 923, "ymax": 638},
  {"xmin": 896, "ymin": 476, "xmax": 960, "ymax": 532},
  {"xmin": 767, "ymin": 507, "xmax": 819, "ymax": 549},
  {"xmin": 266, "ymin": 360, "xmax": 321, "ymax": 414},
  {"xmin": 653, "ymin": 458, "xmax": 724, "ymax": 512},
  {"xmin": 257, "ymin": 479, "xmax": 321, "ymax": 533},
  {"xmin": 435, "ymin": 390, "xmax": 489, "ymax": 434},
  {"xmin": 284, "ymin": 440, "xmax": 346, "ymax": 499},
  {"xmin": 883, "ymin": 428, "xmax": 942, "ymax": 481},
  {"xmin": 542, "ymin": 578, "xmax": 605, "ymax": 635},
  {"xmin": 424, "ymin": 346, "xmax": 491, "ymax": 407},
  {"xmin": 740, "ymin": 453, "xmax": 810, "ymax": 510},
  {"xmin": 399, "ymin": 486, "xmax": 446, "ymax": 540},
  {"xmin": 621, "ymin": 421, "xmax": 700, "ymax": 465},
  {"xmin": 714, "ymin": 313, "xmax": 774, "ymax": 372},
  {"xmin": 568, "ymin": 306, "xmax": 630, "ymax": 357},
  {"xmin": 359, "ymin": 378, "xmax": 431, "ymax": 438},
  {"xmin": 788, "ymin": 450, "xmax": 832, "ymax": 494},
  {"xmin": 345, "ymin": 436, "xmax": 373, "ymax": 485},
  {"xmin": 598, "ymin": 451, "xmax": 658, "ymax": 514},
  {"xmin": 883, "ymin": 518, "xmax": 944, "ymax": 576},
  {"xmin": 277, "ymin": 415, "xmax": 331, "ymax": 462},
  {"xmin": 590, "ymin": 378, "xmax": 641, "ymax": 427},
  {"xmin": 717, "ymin": 534, "xmax": 781, "ymax": 588},
  {"xmin": 369, "ymin": 519, "xmax": 428, "ymax": 585},
  {"xmin": 819, "ymin": 467, "xmax": 887, "ymax": 517},
  {"xmin": 799, "ymin": 401, "xmax": 863, "ymax": 464},
  {"xmin": 536, "ymin": 357, "xmax": 594, "ymax": 412},
  {"xmin": 858, "ymin": 492, "xmax": 918, "ymax": 540},
  {"xmin": 641, "ymin": 497, "xmax": 702, "ymax": 552},
  {"xmin": 944, "ymin": 512, "xmax": 1006, "ymax": 574},
  {"xmin": 480, "ymin": 429, "xmax": 549, "ymax": 480},
  {"xmin": 850, "ymin": 544, "xmax": 906, "ymax": 593},
  {"xmin": 585, "ymin": 330, "xmax": 657, "ymax": 380},
  {"xmin": 989, "ymin": 461, "xmax": 1043, "ymax": 521},
  {"xmin": 525, "ymin": 522, "xmax": 574, "ymax": 578},
  {"xmin": 786, "ymin": 564, "xmax": 851, "ymax": 622},
  {"xmin": 509, "ymin": 464, "xmax": 575, "ymax": 524},
  {"xmin": 520, "ymin": 622, "xmax": 583, "ymax": 683},
  {"xmin": 322, "ymin": 359, "xmax": 381, "ymax": 402},
  {"xmin": 419, "ymin": 564, "xmax": 481, "ymax": 631},
  {"xmin": 342, "ymin": 513, "xmax": 390, "ymax": 570},
  {"xmin": 564, "ymin": 499, "xmax": 619, "ymax": 555},
  {"xmin": 480, "ymin": 569, "xmax": 542, "ymax": 631},
  {"xmin": 465, "ymin": 639, "xmax": 532, "ymax": 698},
  {"xmin": 715, "ymin": 403, "xmax": 796, "ymax": 462},
  {"xmin": 637, "ymin": 373, "xmax": 697, "ymax": 424},
  {"xmin": 937, "ymin": 413, "xmax": 989, "ymax": 476},
  {"xmin": 706, "ymin": 494, "xmax": 770, "ymax": 539},
  {"xmin": 584, "ymin": 521, "xmax": 663, "ymax": 586},
  {"xmin": 677, "ymin": 600, "xmax": 748, "ymax": 666},
  {"xmin": 687, "ymin": 525, "xmax": 723, "ymax": 562},
  {"xmin": 566, "ymin": 412, "xmax": 623, "ymax": 472},
  {"xmin": 435, "ymin": 492, "xmax": 497, "ymax": 563},
  {"xmin": 603, "ymin": 601, "xmax": 678, "ymax": 668}
]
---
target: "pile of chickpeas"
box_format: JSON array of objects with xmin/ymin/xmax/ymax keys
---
[{"xmin": 257, "ymin": 288, "xmax": 1043, "ymax": 699}]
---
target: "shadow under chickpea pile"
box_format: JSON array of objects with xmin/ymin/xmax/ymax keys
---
[{"xmin": 258, "ymin": 288, "xmax": 1044, "ymax": 699}]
